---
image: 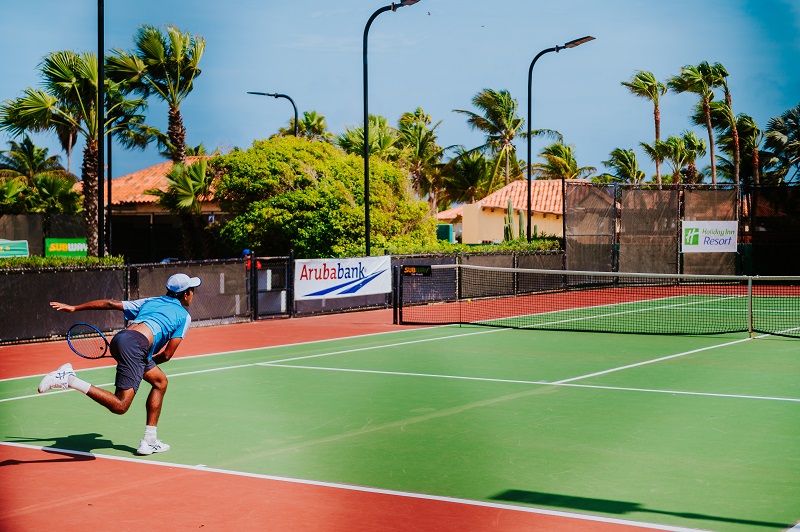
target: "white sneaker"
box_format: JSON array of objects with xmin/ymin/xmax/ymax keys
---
[
  {"xmin": 38, "ymin": 363, "xmax": 76, "ymax": 393},
  {"xmin": 137, "ymin": 439, "xmax": 171, "ymax": 455}
]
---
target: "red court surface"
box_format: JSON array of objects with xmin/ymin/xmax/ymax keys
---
[
  {"xmin": 1, "ymin": 310, "xmax": 676, "ymax": 531},
  {"xmin": 0, "ymin": 309, "xmax": 411, "ymax": 379}
]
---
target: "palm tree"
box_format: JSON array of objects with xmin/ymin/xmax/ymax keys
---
[
  {"xmin": 442, "ymin": 147, "xmax": 495, "ymax": 204},
  {"xmin": 1, "ymin": 51, "xmax": 102, "ymax": 255},
  {"xmin": 763, "ymin": 103, "xmax": 800, "ymax": 183},
  {"xmin": 532, "ymin": 143, "xmax": 596, "ymax": 180},
  {"xmin": 0, "ymin": 136, "xmax": 68, "ymax": 185},
  {"xmin": 396, "ymin": 108, "xmax": 449, "ymax": 212},
  {"xmin": 337, "ymin": 115, "xmax": 400, "ymax": 161},
  {"xmin": 621, "ymin": 70, "xmax": 668, "ymax": 186},
  {"xmin": 107, "ymin": 24, "xmax": 205, "ymax": 163},
  {"xmin": 711, "ymin": 63, "xmax": 740, "ymax": 185},
  {"xmin": 146, "ymin": 158, "xmax": 214, "ymax": 258},
  {"xmin": 668, "ymin": 61, "xmax": 723, "ymax": 184},
  {"xmin": 0, "ymin": 52, "xmax": 154, "ymax": 256},
  {"xmin": 454, "ymin": 88, "xmax": 526, "ymax": 187},
  {"xmin": 660, "ymin": 131, "xmax": 706, "ymax": 184},
  {"xmin": 600, "ymin": 148, "xmax": 645, "ymax": 184},
  {"xmin": 278, "ymin": 110, "xmax": 334, "ymax": 142}
]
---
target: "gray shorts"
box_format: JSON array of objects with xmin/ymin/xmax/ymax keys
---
[{"xmin": 109, "ymin": 329, "xmax": 156, "ymax": 392}]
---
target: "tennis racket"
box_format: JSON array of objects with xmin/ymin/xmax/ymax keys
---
[{"xmin": 67, "ymin": 322, "xmax": 111, "ymax": 359}]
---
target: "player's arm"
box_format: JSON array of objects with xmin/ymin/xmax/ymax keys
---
[
  {"xmin": 50, "ymin": 300, "xmax": 124, "ymax": 313},
  {"xmin": 152, "ymin": 337, "xmax": 183, "ymax": 365}
]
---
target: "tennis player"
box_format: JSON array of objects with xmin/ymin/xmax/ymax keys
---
[{"xmin": 39, "ymin": 273, "xmax": 201, "ymax": 455}]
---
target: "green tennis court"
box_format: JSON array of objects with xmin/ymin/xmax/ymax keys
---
[{"xmin": 2, "ymin": 324, "xmax": 799, "ymax": 531}]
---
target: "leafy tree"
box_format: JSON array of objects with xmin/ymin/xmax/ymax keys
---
[
  {"xmin": 621, "ymin": 70, "xmax": 668, "ymax": 186},
  {"xmin": 668, "ymin": 61, "xmax": 724, "ymax": 184},
  {"xmin": 213, "ymin": 136, "xmax": 436, "ymax": 258},
  {"xmin": 532, "ymin": 143, "xmax": 596, "ymax": 181},
  {"xmin": 107, "ymin": 24, "xmax": 205, "ymax": 163},
  {"xmin": 454, "ymin": 88, "xmax": 526, "ymax": 186},
  {"xmin": 0, "ymin": 51, "xmax": 150, "ymax": 256},
  {"xmin": 146, "ymin": 158, "xmax": 214, "ymax": 259},
  {"xmin": 763, "ymin": 103, "xmax": 800, "ymax": 183},
  {"xmin": 599, "ymin": 148, "xmax": 645, "ymax": 184},
  {"xmin": 0, "ymin": 177, "xmax": 28, "ymax": 213}
]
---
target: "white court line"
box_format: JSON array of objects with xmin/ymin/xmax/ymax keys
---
[
  {"xmin": 552, "ymin": 336, "xmax": 757, "ymax": 385},
  {"xmin": 0, "ymin": 328, "xmax": 504, "ymax": 403},
  {"xmin": 0, "ymin": 441, "xmax": 701, "ymax": 532},
  {"xmin": 260, "ymin": 364, "xmax": 800, "ymax": 403}
]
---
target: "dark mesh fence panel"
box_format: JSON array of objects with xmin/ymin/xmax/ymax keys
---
[
  {"xmin": 131, "ymin": 260, "xmax": 249, "ymax": 326},
  {"xmin": 564, "ymin": 183, "xmax": 615, "ymax": 271},
  {"xmin": 751, "ymin": 186, "xmax": 800, "ymax": 275},
  {"xmin": 619, "ymin": 188, "xmax": 679, "ymax": 273},
  {"xmin": 0, "ymin": 215, "xmax": 43, "ymax": 256},
  {"xmin": 683, "ymin": 188, "xmax": 738, "ymax": 274},
  {"xmin": 0, "ymin": 268, "xmax": 125, "ymax": 343}
]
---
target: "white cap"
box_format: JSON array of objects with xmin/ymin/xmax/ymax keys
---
[{"xmin": 166, "ymin": 273, "xmax": 202, "ymax": 293}]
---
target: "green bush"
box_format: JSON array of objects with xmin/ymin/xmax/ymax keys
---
[{"xmin": 0, "ymin": 255, "xmax": 125, "ymax": 270}]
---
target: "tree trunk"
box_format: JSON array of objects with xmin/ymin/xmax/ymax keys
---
[
  {"xmin": 168, "ymin": 106, "xmax": 187, "ymax": 164},
  {"xmin": 654, "ymin": 105, "xmax": 662, "ymax": 188},
  {"xmin": 703, "ymin": 99, "xmax": 717, "ymax": 185},
  {"xmin": 81, "ymin": 140, "xmax": 100, "ymax": 257}
]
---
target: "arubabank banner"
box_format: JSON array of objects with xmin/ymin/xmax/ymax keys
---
[{"xmin": 294, "ymin": 256, "xmax": 391, "ymax": 301}]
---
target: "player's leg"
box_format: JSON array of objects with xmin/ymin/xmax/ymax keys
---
[
  {"xmin": 137, "ymin": 363, "xmax": 170, "ymax": 455},
  {"xmin": 142, "ymin": 364, "xmax": 168, "ymax": 427}
]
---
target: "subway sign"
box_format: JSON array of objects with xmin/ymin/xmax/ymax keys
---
[
  {"xmin": 681, "ymin": 221, "xmax": 738, "ymax": 253},
  {"xmin": 45, "ymin": 238, "xmax": 88, "ymax": 257}
]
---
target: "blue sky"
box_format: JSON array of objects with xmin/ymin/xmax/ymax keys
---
[{"xmin": 1, "ymin": 0, "xmax": 798, "ymax": 181}]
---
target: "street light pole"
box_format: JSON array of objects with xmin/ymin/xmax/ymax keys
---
[
  {"xmin": 97, "ymin": 0, "xmax": 105, "ymax": 257},
  {"xmin": 526, "ymin": 36, "xmax": 595, "ymax": 241},
  {"xmin": 247, "ymin": 91, "xmax": 299, "ymax": 136},
  {"xmin": 363, "ymin": 0, "xmax": 419, "ymax": 256}
]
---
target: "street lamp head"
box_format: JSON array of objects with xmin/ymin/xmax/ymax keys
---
[
  {"xmin": 564, "ymin": 36, "xmax": 595, "ymax": 48},
  {"xmin": 392, "ymin": 0, "xmax": 420, "ymax": 11}
]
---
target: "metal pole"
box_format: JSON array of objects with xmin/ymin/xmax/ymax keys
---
[
  {"xmin": 526, "ymin": 36, "xmax": 595, "ymax": 242},
  {"xmin": 363, "ymin": 5, "xmax": 393, "ymax": 256},
  {"xmin": 526, "ymin": 46, "xmax": 556, "ymax": 241},
  {"xmin": 97, "ymin": 0, "xmax": 105, "ymax": 257}
]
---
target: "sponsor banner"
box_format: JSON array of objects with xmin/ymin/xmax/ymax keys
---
[
  {"xmin": 294, "ymin": 255, "xmax": 391, "ymax": 301},
  {"xmin": 681, "ymin": 221, "xmax": 738, "ymax": 253},
  {"xmin": 0, "ymin": 239, "xmax": 29, "ymax": 257},
  {"xmin": 45, "ymin": 238, "xmax": 88, "ymax": 257}
]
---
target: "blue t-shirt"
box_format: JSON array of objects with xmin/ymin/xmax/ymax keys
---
[{"xmin": 122, "ymin": 296, "xmax": 192, "ymax": 359}]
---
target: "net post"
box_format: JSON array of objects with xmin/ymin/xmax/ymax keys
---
[
  {"xmin": 747, "ymin": 275, "xmax": 754, "ymax": 337},
  {"xmin": 392, "ymin": 265, "xmax": 400, "ymax": 325}
]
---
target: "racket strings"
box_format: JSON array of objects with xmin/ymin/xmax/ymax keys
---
[{"xmin": 69, "ymin": 325, "xmax": 108, "ymax": 358}]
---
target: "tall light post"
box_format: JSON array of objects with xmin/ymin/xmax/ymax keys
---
[
  {"xmin": 97, "ymin": 0, "xmax": 105, "ymax": 257},
  {"xmin": 247, "ymin": 91, "xmax": 299, "ymax": 136},
  {"xmin": 526, "ymin": 36, "xmax": 595, "ymax": 241},
  {"xmin": 363, "ymin": 0, "xmax": 419, "ymax": 256}
]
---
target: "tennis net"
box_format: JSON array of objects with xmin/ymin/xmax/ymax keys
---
[{"xmin": 396, "ymin": 264, "xmax": 800, "ymax": 337}]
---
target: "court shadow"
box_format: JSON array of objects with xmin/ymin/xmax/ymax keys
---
[
  {"xmin": 490, "ymin": 489, "xmax": 792, "ymax": 529},
  {"xmin": 1, "ymin": 432, "xmax": 137, "ymax": 465}
]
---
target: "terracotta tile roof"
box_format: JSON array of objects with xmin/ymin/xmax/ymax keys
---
[
  {"xmin": 437, "ymin": 178, "xmax": 588, "ymax": 221},
  {"xmin": 73, "ymin": 156, "xmax": 207, "ymax": 204}
]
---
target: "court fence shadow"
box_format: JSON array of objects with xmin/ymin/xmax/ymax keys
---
[{"xmin": 490, "ymin": 489, "xmax": 793, "ymax": 530}]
